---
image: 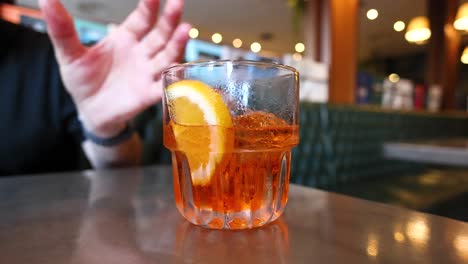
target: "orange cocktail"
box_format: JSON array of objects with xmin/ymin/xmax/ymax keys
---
[{"xmin": 162, "ymin": 61, "xmax": 299, "ymax": 229}]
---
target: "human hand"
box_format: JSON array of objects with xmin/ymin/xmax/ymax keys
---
[{"xmin": 39, "ymin": 0, "xmax": 190, "ymax": 137}]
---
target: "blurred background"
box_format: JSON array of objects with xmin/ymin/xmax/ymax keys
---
[
  {"xmin": 2, "ymin": 0, "xmax": 468, "ymax": 221},
  {"xmin": 4, "ymin": 0, "xmax": 467, "ymax": 109}
]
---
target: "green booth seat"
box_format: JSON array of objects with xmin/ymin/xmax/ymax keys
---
[{"xmin": 291, "ymin": 103, "xmax": 468, "ymax": 213}]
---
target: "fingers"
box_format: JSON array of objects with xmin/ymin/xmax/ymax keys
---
[
  {"xmin": 141, "ymin": 0, "xmax": 184, "ymax": 57},
  {"xmin": 150, "ymin": 23, "xmax": 190, "ymax": 76},
  {"xmin": 39, "ymin": 0, "xmax": 86, "ymax": 64},
  {"xmin": 146, "ymin": 23, "xmax": 190, "ymax": 104},
  {"xmin": 120, "ymin": 0, "xmax": 160, "ymax": 40}
]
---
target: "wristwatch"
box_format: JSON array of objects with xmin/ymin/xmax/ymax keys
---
[{"xmin": 81, "ymin": 122, "xmax": 135, "ymax": 147}]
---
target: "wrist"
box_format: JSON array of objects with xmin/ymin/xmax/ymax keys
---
[
  {"xmin": 79, "ymin": 115, "xmax": 128, "ymax": 138},
  {"xmin": 81, "ymin": 122, "xmax": 135, "ymax": 147},
  {"xmin": 79, "ymin": 115, "xmax": 136, "ymax": 147}
]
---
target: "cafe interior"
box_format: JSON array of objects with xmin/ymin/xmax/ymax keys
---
[{"xmin": 1, "ymin": 0, "xmax": 468, "ymax": 263}]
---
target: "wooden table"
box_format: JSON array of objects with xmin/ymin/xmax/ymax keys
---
[
  {"xmin": 0, "ymin": 166, "xmax": 467, "ymax": 263},
  {"xmin": 384, "ymin": 138, "xmax": 468, "ymax": 167}
]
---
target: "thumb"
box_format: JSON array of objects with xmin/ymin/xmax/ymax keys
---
[{"xmin": 39, "ymin": 0, "xmax": 86, "ymax": 64}]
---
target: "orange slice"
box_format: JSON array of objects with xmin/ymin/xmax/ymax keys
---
[{"xmin": 165, "ymin": 80, "xmax": 233, "ymax": 185}]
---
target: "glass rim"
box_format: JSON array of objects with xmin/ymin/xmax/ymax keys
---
[{"xmin": 162, "ymin": 59, "xmax": 298, "ymax": 75}]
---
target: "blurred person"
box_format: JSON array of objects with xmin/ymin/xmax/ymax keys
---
[{"xmin": 0, "ymin": 0, "xmax": 190, "ymax": 175}]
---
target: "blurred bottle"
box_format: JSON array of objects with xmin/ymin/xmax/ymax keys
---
[
  {"xmin": 427, "ymin": 85, "xmax": 442, "ymax": 112},
  {"xmin": 413, "ymin": 84, "xmax": 426, "ymax": 110},
  {"xmin": 393, "ymin": 79, "xmax": 414, "ymax": 110},
  {"xmin": 382, "ymin": 79, "xmax": 396, "ymax": 109},
  {"xmin": 356, "ymin": 72, "xmax": 373, "ymax": 104}
]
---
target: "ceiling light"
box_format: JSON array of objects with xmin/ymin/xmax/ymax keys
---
[
  {"xmin": 250, "ymin": 42, "xmax": 262, "ymax": 53},
  {"xmin": 405, "ymin": 16, "xmax": 431, "ymax": 44},
  {"xmin": 295, "ymin": 42, "xmax": 305, "ymax": 53},
  {"xmin": 366, "ymin": 9, "xmax": 378, "ymax": 20},
  {"xmin": 461, "ymin": 47, "xmax": 468, "ymax": 64},
  {"xmin": 189, "ymin": 28, "xmax": 199, "ymax": 39},
  {"xmin": 233, "ymin": 38, "xmax": 243, "ymax": 48},
  {"xmin": 454, "ymin": 3, "xmax": 468, "ymax": 31},
  {"xmin": 393, "ymin": 21, "xmax": 405, "ymax": 32},
  {"xmin": 212, "ymin": 33, "xmax": 222, "ymax": 44},
  {"xmin": 388, "ymin": 73, "xmax": 400, "ymax": 83}
]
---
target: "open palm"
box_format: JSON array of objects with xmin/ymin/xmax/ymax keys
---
[{"xmin": 39, "ymin": 0, "xmax": 190, "ymax": 136}]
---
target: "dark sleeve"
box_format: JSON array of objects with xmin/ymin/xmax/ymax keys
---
[
  {"xmin": 35, "ymin": 25, "xmax": 84, "ymax": 144},
  {"xmin": 44, "ymin": 31, "xmax": 89, "ymax": 169},
  {"xmin": 0, "ymin": 20, "xmax": 89, "ymax": 174}
]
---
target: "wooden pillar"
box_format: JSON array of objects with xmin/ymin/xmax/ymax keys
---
[
  {"xmin": 427, "ymin": 0, "xmax": 461, "ymax": 110},
  {"xmin": 303, "ymin": 0, "xmax": 331, "ymax": 64},
  {"xmin": 304, "ymin": 0, "xmax": 322, "ymax": 61},
  {"xmin": 328, "ymin": 0, "xmax": 358, "ymax": 104}
]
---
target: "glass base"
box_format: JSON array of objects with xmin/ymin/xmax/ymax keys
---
[
  {"xmin": 172, "ymin": 150, "xmax": 291, "ymax": 230},
  {"xmin": 177, "ymin": 204, "xmax": 287, "ymax": 230}
]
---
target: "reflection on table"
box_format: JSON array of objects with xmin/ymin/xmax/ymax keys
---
[{"xmin": 0, "ymin": 166, "xmax": 467, "ymax": 263}]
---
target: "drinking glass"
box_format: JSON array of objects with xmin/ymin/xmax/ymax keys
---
[{"xmin": 162, "ymin": 60, "xmax": 299, "ymax": 229}]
